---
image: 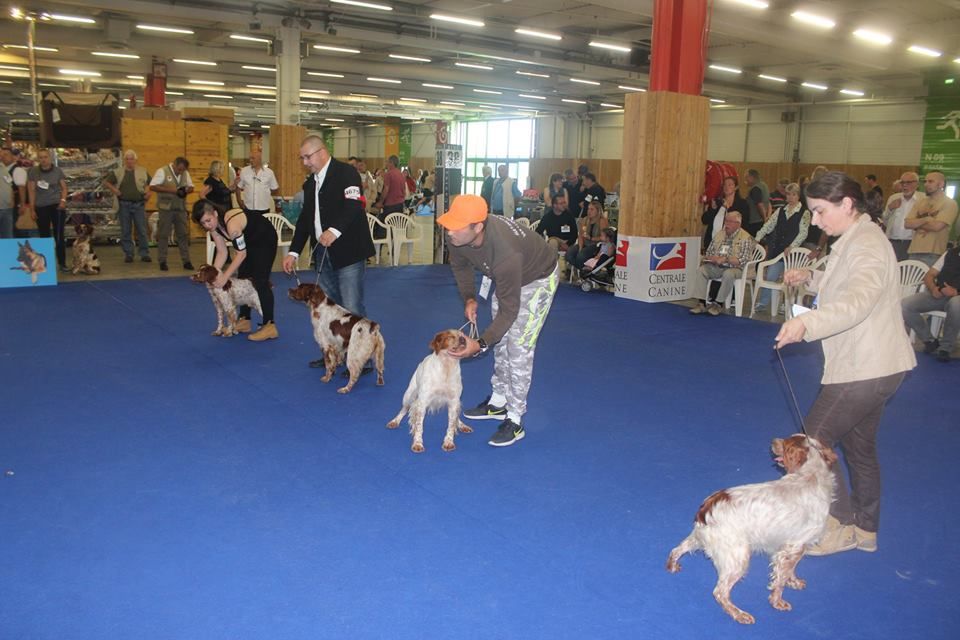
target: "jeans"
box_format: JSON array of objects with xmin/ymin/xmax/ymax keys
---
[
  {"xmin": 35, "ymin": 204, "xmax": 66, "ymax": 267},
  {"xmin": 757, "ymin": 260, "xmax": 784, "ymax": 307},
  {"xmin": 0, "ymin": 207, "xmax": 13, "ymax": 238},
  {"xmin": 317, "ymin": 251, "xmax": 367, "ymax": 317},
  {"xmin": 804, "ymin": 372, "xmax": 905, "ymax": 532},
  {"xmin": 902, "ymin": 290, "xmax": 960, "ymax": 351},
  {"xmin": 909, "ymin": 252, "xmax": 940, "ymax": 267},
  {"xmin": 889, "ymin": 239, "xmax": 911, "ymax": 262},
  {"xmin": 118, "ymin": 200, "xmax": 150, "ymax": 258},
  {"xmin": 565, "ymin": 242, "xmax": 599, "ymax": 269}
]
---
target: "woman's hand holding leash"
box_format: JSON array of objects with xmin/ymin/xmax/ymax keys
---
[{"xmin": 783, "ymin": 268, "xmax": 811, "ymax": 287}]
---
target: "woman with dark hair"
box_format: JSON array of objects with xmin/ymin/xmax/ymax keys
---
[
  {"xmin": 192, "ymin": 199, "xmax": 279, "ymax": 341},
  {"xmin": 543, "ymin": 172, "xmax": 569, "ymax": 206},
  {"xmin": 702, "ymin": 175, "xmax": 751, "ymax": 251},
  {"xmin": 200, "ymin": 160, "xmax": 236, "ymax": 211},
  {"xmin": 565, "ymin": 200, "xmax": 609, "ymax": 271},
  {"xmin": 775, "ymin": 171, "xmax": 916, "ymax": 556}
]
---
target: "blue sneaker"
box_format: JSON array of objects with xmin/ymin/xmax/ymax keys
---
[{"xmin": 488, "ymin": 419, "xmax": 525, "ymax": 447}]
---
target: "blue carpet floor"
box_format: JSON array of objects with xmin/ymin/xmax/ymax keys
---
[{"xmin": 1, "ymin": 265, "xmax": 957, "ymax": 639}]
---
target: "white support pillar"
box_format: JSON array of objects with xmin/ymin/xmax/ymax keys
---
[{"xmin": 275, "ymin": 26, "xmax": 301, "ymax": 125}]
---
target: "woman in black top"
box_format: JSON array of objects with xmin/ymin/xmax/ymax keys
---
[
  {"xmin": 200, "ymin": 161, "xmax": 236, "ymax": 211},
  {"xmin": 702, "ymin": 176, "xmax": 751, "ymax": 250},
  {"xmin": 192, "ymin": 199, "xmax": 279, "ymax": 341}
]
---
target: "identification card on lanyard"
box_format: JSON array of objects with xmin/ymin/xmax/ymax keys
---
[{"xmin": 479, "ymin": 276, "xmax": 492, "ymax": 300}]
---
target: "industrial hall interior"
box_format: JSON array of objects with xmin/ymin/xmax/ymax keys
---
[{"xmin": 1, "ymin": 1, "xmax": 959, "ymax": 639}]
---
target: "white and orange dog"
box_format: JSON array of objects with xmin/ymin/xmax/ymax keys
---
[
  {"xmin": 666, "ymin": 434, "xmax": 837, "ymax": 624},
  {"xmin": 288, "ymin": 283, "xmax": 385, "ymax": 394},
  {"xmin": 190, "ymin": 264, "xmax": 263, "ymax": 337},
  {"xmin": 71, "ymin": 223, "xmax": 101, "ymax": 275},
  {"xmin": 387, "ymin": 330, "xmax": 473, "ymax": 453}
]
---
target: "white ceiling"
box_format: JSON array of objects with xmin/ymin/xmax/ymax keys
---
[{"xmin": 1, "ymin": 0, "xmax": 959, "ymax": 129}]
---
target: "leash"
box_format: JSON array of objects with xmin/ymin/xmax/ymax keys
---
[
  {"xmin": 287, "ymin": 242, "xmax": 327, "ymax": 287},
  {"xmin": 774, "ymin": 344, "xmax": 807, "ymax": 434},
  {"xmin": 459, "ymin": 320, "xmax": 478, "ymax": 339}
]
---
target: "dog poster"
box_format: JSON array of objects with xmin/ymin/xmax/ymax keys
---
[{"xmin": 1, "ymin": 238, "xmax": 58, "ymax": 287}]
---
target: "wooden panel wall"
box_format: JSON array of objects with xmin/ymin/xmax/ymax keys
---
[
  {"xmin": 184, "ymin": 121, "xmax": 228, "ymax": 237},
  {"xmin": 619, "ymin": 92, "xmax": 710, "ymax": 238},
  {"xmin": 268, "ymin": 124, "xmax": 308, "ymax": 198}
]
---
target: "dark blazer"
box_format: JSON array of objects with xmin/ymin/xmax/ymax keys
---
[
  {"xmin": 291, "ymin": 157, "xmax": 375, "ymax": 269},
  {"xmin": 480, "ymin": 176, "xmax": 495, "ymax": 210}
]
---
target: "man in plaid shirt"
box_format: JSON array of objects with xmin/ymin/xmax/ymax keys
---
[{"xmin": 691, "ymin": 210, "xmax": 756, "ymax": 316}]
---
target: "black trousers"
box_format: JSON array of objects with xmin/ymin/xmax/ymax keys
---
[
  {"xmin": 375, "ymin": 203, "xmax": 404, "ymax": 239},
  {"xmin": 35, "ymin": 204, "xmax": 66, "ymax": 267},
  {"xmin": 805, "ymin": 372, "xmax": 905, "ymax": 533},
  {"xmin": 237, "ymin": 229, "xmax": 278, "ymax": 324}
]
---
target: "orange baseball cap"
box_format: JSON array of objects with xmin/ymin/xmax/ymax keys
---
[{"xmin": 436, "ymin": 194, "xmax": 489, "ymax": 230}]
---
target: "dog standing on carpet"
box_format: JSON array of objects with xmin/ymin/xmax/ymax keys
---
[
  {"xmin": 387, "ymin": 329, "xmax": 473, "ymax": 453},
  {"xmin": 190, "ymin": 264, "xmax": 263, "ymax": 337},
  {"xmin": 666, "ymin": 434, "xmax": 837, "ymax": 624},
  {"xmin": 287, "ymin": 283, "xmax": 385, "ymax": 394},
  {"xmin": 70, "ymin": 224, "xmax": 101, "ymax": 275}
]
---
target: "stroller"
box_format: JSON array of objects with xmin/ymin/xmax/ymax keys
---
[{"xmin": 579, "ymin": 227, "xmax": 617, "ymax": 292}]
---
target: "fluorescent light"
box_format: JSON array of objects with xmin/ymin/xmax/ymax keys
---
[
  {"xmin": 422, "ymin": 83, "xmax": 454, "ymax": 89},
  {"xmin": 203, "ymin": 94, "xmax": 233, "ymax": 99},
  {"xmin": 420, "ymin": 110, "xmax": 440, "ymax": 115},
  {"xmin": 313, "ymin": 44, "xmax": 361, "ymax": 54},
  {"xmin": 726, "ymin": 0, "xmax": 768, "ymax": 8},
  {"xmin": 758, "ymin": 74, "xmax": 787, "ymax": 83},
  {"xmin": 136, "ymin": 24, "xmax": 194, "ymax": 35},
  {"xmin": 790, "ymin": 11, "xmax": 835, "ymax": 29},
  {"xmin": 519, "ymin": 94, "xmax": 546, "ymax": 100},
  {"xmin": 473, "ymin": 89, "xmax": 502, "ymax": 94},
  {"xmin": 600, "ymin": 103, "xmax": 622, "ymax": 109},
  {"xmin": 49, "ymin": 13, "xmax": 95, "ymax": 24},
  {"xmin": 709, "ymin": 98, "xmax": 726, "ymax": 103},
  {"xmin": 308, "ymin": 71, "xmax": 345, "ymax": 78},
  {"xmin": 515, "ymin": 28, "xmax": 561, "ymax": 41},
  {"xmin": 389, "ymin": 54, "xmax": 431, "ymax": 63},
  {"xmin": 238, "ymin": 123, "xmax": 250, "ymax": 127},
  {"xmin": 246, "ymin": 84, "xmax": 276, "ymax": 90},
  {"xmin": 92, "ymin": 51, "xmax": 140, "ymax": 59},
  {"xmin": 0, "ymin": 65, "xmax": 29, "ymax": 71},
  {"xmin": 37, "ymin": 82, "xmax": 69, "ymax": 87},
  {"xmin": 908, "ymin": 45, "xmax": 942, "ymax": 57},
  {"xmin": 955, "ymin": 59, "xmax": 960, "ymax": 64},
  {"xmin": 709, "ymin": 64, "xmax": 742, "ymax": 74},
  {"xmin": 840, "ymin": 89, "xmax": 865, "ymax": 96},
  {"xmin": 455, "ymin": 62, "xmax": 493, "ymax": 71},
  {"xmin": 430, "ymin": 14, "xmax": 485, "ymax": 28},
  {"xmin": 0, "ymin": 80, "xmax": 12, "ymax": 84},
  {"xmin": 230, "ymin": 34, "xmax": 271, "ymax": 44},
  {"xmin": 127, "ymin": 75, "xmax": 145, "ymax": 80},
  {"xmin": 562, "ymin": 98, "xmax": 587, "ymax": 104},
  {"xmin": 189, "ymin": 79, "xmax": 225, "ymax": 85},
  {"xmin": 619, "ymin": 84, "xmax": 646, "ymax": 92},
  {"xmin": 367, "ymin": 76, "xmax": 401, "ymax": 83},
  {"xmin": 570, "ymin": 78, "xmax": 601, "ymax": 85},
  {"xmin": 300, "ymin": 100, "xmax": 325, "ymax": 106},
  {"xmin": 301, "ymin": 88, "xmax": 330, "ymax": 94},
  {"xmin": 242, "ymin": 65, "xmax": 276, "ymax": 72},
  {"xmin": 252, "ymin": 97, "xmax": 276, "ymax": 102},
  {"xmin": 330, "ymin": 0, "xmax": 393, "ymax": 10},
  {"xmin": 440, "ymin": 101, "xmax": 465, "ymax": 106},
  {"xmin": 589, "ymin": 41, "xmax": 632, "ymax": 53},
  {"xmin": 325, "ymin": 118, "xmax": 345, "ymax": 122},
  {"xmin": 517, "ymin": 70, "xmax": 550, "ymax": 79},
  {"xmin": 165, "ymin": 91, "xmax": 184, "ymax": 95},
  {"xmin": 399, "ymin": 97, "xmax": 426, "ymax": 102},
  {"xmin": 801, "ymin": 82, "xmax": 828, "ymax": 90},
  {"xmin": 59, "ymin": 69, "xmax": 101, "ymax": 77},
  {"xmin": 852, "ymin": 29, "xmax": 892, "ymax": 46},
  {"xmin": 174, "ymin": 58, "xmax": 217, "ymax": 66},
  {"xmin": 350, "ymin": 93, "xmax": 378, "ymax": 98},
  {"xmin": 4, "ymin": 44, "xmax": 59, "ymax": 52}
]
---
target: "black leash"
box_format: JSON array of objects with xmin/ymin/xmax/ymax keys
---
[{"xmin": 775, "ymin": 344, "xmax": 807, "ymax": 434}]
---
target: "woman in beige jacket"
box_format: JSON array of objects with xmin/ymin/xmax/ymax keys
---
[{"xmin": 775, "ymin": 171, "xmax": 916, "ymax": 556}]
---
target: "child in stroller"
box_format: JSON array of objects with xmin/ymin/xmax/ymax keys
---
[{"xmin": 579, "ymin": 227, "xmax": 617, "ymax": 292}]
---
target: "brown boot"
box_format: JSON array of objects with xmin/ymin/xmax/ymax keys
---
[
  {"xmin": 854, "ymin": 526, "xmax": 877, "ymax": 552},
  {"xmin": 234, "ymin": 318, "xmax": 252, "ymax": 333},
  {"xmin": 248, "ymin": 323, "xmax": 278, "ymax": 342},
  {"xmin": 806, "ymin": 519, "xmax": 856, "ymax": 556}
]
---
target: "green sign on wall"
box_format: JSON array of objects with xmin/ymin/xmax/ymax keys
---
[
  {"xmin": 920, "ymin": 97, "xmax": 960, "ymax": 178},
  {"xmin": 323, "ymin": 129, "xmax": 335, "ymax": 155},
  {"xmin": 398, "ymin": 124, "xmax": 412, "ymax": 167}
]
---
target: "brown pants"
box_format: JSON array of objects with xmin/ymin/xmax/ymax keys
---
[{"xmin": 805, "ymin": 372, "xmax": 905, "ymax": 533}]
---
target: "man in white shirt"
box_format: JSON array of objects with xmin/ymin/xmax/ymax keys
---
[
  {"xmin": 149, "ymin": 156, "xmax": 194, "ymax": 270},
  {"xmin": 357, "ymin": 159, "xmax": 377, "ymax": 213},
  {"xmin": 882, "ymin": 171, "xmax": 923, "ymax": 262},
  {"xmin": 236, "ymin": 151, "xmax": 279, "ymax": 216}
]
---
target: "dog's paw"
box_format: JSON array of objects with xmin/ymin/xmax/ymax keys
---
[
  {"xmin": 666, "ymin": 559, "xmax": 681, "ymax": 573},
  {"xmin": 442, "ymin": 440, "xmax": 456, "ymax": 452},
  {"xmin": 411, "ymin": 442, "xmax": 424, "ymax": 453},
  {"xmin": 731, "ymin": 610, "xmax": 755, "ymax": 625},
  {"xmin": 457, "ymin": 422, "xmax": 474, "ymax": 434},
  {"xmin": 376, "ymin": 374, "xmax": 384, "ymax": 386},
  {"xmin": 320, "ymin": 374, "xmax": 333, "ymax": 383},
  {"xmin": 386, "ymin": 420, "xmax": 399, "ymax": 429},
  {"xmin": 337, "ymin": 385, "xmax": 352, "ymax": 394},
  {"xmin": 785, "ymin": 577, "xmax": 806, "ymax": 590},
  {"xmin": 769, "ymin": 596, "xmax": 792, "ymax": 612},
  {"xmin": 211, "ymin": 329, "xmax": 222, "ymax": 336}
]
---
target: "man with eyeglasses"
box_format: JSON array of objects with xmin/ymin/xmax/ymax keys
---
[
  {"xmin": 905, "ymin": 172, "xmax": 959, "ymax": 267},
  {"xmin": 284, "ymin": 135, "xmax": 375, "ymax": 335},
  {"xmin": 236, "ymin": 150, "xmax": 279, "ymax": 218},
  {"xmin": 882, "ymin": 171, "xmax": 923, "ymax": 262}
]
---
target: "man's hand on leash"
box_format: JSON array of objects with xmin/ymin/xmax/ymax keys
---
[
  {"xmin": 448, "ymin": 333, "xmax": 480, "ymax": 359},
  {"xmin": 282, "ymin": 254, "xmax": 297, "ymax": 274},
  {"xmin": 318, "ymin": 229, "xmax": 337, "ymax": 247},
  {"xmin": 464, "ymin": 299, "xmax": 478, "ymax": 324},
  {"xmin": 775, "ymin": 317, "xmax": 807, "ymax": 349}
]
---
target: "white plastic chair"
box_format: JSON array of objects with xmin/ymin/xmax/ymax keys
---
[
  {"xmin": 264, "ymin": 212, "xmax": 305, "ymax": 269},
  {"xmin": 706, "ymin": 244, "xmax": 766, "ymax": 317},
  {"xmin": 385, "ymin": 212, "xmax": 422, "ymax": 266},
  {"xmin": 530, "ymin": 218, "xmax": 541, "ymax": 233},
  {"xmin": 751, "ymin": 247, "xmax": 813, "ymax": 319},
  {"xmin": 898, "ymin": 259, "xmax": 929, "ymax": 298},
  {"xmin": 515, "ymin": 217, "xmax": 531, "ymax": 229},
  {"xmin": 367, "ymin": 213, "xmax": 393, "ymax": 265}
]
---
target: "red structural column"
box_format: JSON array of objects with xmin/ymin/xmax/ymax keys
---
[
  {"xmin": 144, "ymin": 59, "xmax": 167, "ymax": 108},
  {"xmin": 649, "ymin": 0, "xmax": 710, "ymax": 95}
]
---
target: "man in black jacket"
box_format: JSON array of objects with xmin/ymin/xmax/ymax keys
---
[{"xmin": 283, "ymin": 135, "xmax": 375, "ymax": 318}]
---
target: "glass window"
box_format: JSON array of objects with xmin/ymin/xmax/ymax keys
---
[{"xmin": 486, "ymin": 120, "xmax": 509, "ymax": 158}]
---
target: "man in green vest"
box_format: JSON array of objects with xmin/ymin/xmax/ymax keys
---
[
  {"xmin": 149, "ymin": 156, "xmax": 194, "ymax": 271},
  {"xmin": 104, "ymin": 149, "xmax": 152, "ymax": 263}
]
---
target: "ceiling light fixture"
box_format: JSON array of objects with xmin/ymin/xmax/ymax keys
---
[
  {"xmin": 203, "ymin": 94, "xmax": 233, "ymax": 99},
  {"xmin": 709, "ymin": 64, "xmax": 742, "ymax": 74},
  {"xmin": 367, "ymin": 76, "xmax": 401, "ymax": 83},
  {"xmin": 473, "ymin": 89, "xmax": 502, "ymax": 94},
  {"xmin": 420, "ymin": 110, "xmax": 440, "ymax": 114},
  {"xmin": 136, "ymin": 24, "xmax": 194, "ymax": 35},
  {"xmin": 165, "ymin": 91, "xmax": 184, "ymax": 95},
  {"xmin": 455, "ymin": 62, "xmax": 493, "ymax": 71},
  {"xmin": 230, "ymin": 34, "xmax": 271, "ymax": 44},
  {"xmin": 325, "ymin": 118, "xmax": 345, "ymax": 122},
  {"xmin": 757, "ymin": 74, "xmax": 787, "ymax": 83},
  {"xmin": 246, "ymin": 84, "xmax": 276, "ymax": 90},
  {"xmin": 92, "ymin": 51, "xmax": 140, "ymax": 59},
  {"xmin": 516, "ymin": 70, "xmax": 550, "ymax": 79},
  {"xmin": 588, "ymin": 41, "xmax": 632, "ymax": 53},
  {"xmin": 300, "ymin": 100, "xmax": 325, "ymax": 105},
  {"xmin": 189, "ymin": 79, "xmax": 225, "ymax": 85},
  {"xmin": 852, "ymin": 28, "xmax": 893, "ymax": 46},
  {"xmin": 126, "ymin": 75, "xmax": 145, "ymax": 80},
  {"xmin": 4, "ymin": 44, "xmax": 58, "ymax": 52},
  {"xmin": 726, "ymin": 0, "xmax": 768, "ymax": 8},
  {"xmin": 619, "ymin": 84, "xmax": 646, "ymax": 92},
  {"xmin": 570, "ymin": 78, "xmax": 601, "ymax": 85},
  {"xmin": 389, "ymin": 54, "xmax": 431, "ymax": 63},
  {"xmin": 242, "ymin": 65, "xmax": 276, "ymax": 72},
  {"xmin": 709, "ymin": 98, "xmax": 726, "ymax": 103},
  {"xmin": 252, "ymin": 97, "xmax": 276, "ymax": 102},
  {"xmin": 59, "ymin": 68, "xmax": 101, "ymax": 77},
  {"xmin": 430, "ymin": 14, "xmax": 485, "ymax": 28},
  {"xmin": 0, "ymin": 64, "xmax": 29, "ymax": 72},
  {"xmin": 801, "ymin": 82, "xmax": 828, "ymax": 90},
  {"xmin": 313, "ymin": 44, "xmax": 361, "ymax": 54},
  {"xmin": 600, "ymin": 102, "xmax": 623, "ymax": 109},
  {"xmin": 518, "ymin": 94, "xmax": 546, "ymax": 100},
  {"xmin": 330, "ymin": 0, "xmax": 393, "ymax": 10},
  {"xmin": 515, "ymin": 28, "xmax": 561, "ymax": 41},
  {"xmin": 562, "ymin": 98, "xmax": 587, "ymax": 104},
  {"xmin": 49, "ymin": 13, "xmax": 95, "ymax": 24},
  {"xmin": 301, "ymin": 88, "xmax": 330, "ymax": 94},
  {"xmin": 350, "ymin": 92, "xmax": 378, "ymax": 98},
  {"xmin": 790, "ymin": 11, "xmax": 835, "ymax": 29},
  {"xmin": 422, "ymin": 83, "xmax": 454, "ymax": 89},
  {"xmin": 840, "ymin": 89, "xmax": 865, "ymax": 96},
  {"xmin": 307, "ymin": 71, "xmax": 345, "ymax": 78},
  {"xmin": 440, "ymin": 101, "xmax": 465, "ymax": 106},
  {"xmin": 907, "ymin": 45, "xmax": 942, "ymax": 57},
  {"xmin": 399, "ymin": 97, "xmax": 426, "ymax": 102},
  {"xmin": 173, "ymin": 58, "xmax": 216, "ymax": 66}
]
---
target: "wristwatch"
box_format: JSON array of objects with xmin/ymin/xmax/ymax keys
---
[{"xmin": 474, "ymin": 338, "xmax": 489, "ymax": 357}]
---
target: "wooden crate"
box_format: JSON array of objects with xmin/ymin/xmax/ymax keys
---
[{"xmin": 184, "ymin": 121, "xmax": 229, "ymax": 237}]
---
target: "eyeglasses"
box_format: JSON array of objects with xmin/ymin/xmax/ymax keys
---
[{"xmin": 299, "ymin": 149, "xmax": 321, "ymax": 162}]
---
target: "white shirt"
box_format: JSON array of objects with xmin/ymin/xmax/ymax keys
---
[
  {"xmin": 883, "ymin": 192, "xmax": 921, "ymax": 241},
  {"xmin": 4, "ymin": 163, "xmax": 27, "ymax": 187},
  {"xmin": 932, "ymin": 252, "xmax": 947, "ymax": 272},
  {"xmin": 237, "ymin": 165, "xmax": 279, "ymax": 210},
  {"xmin": 150, "ymin": 165, "xmax": 194, "ymax": 188},
  {"xmin": 288, "ymin": 158, "xmax": 337, "ymax": 260}
]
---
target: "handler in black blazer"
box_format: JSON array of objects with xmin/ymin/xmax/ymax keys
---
[{"xmin": 283, "ymin": 135, "xmax": 376, "ymax": 317}]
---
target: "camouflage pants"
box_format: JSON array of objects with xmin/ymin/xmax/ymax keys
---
[{"xmin": 490, "ymin": 264, "xmax": 559, "ymax": 419}]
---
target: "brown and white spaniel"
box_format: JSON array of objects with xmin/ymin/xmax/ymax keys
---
[
  {"xmin": 287, "ymin": 283, "xmax": 385, "ymax": 393},
  {"xmin": 190, "ymin": 264, "xmax": 263, "ymax": 337},
  {"xmin": 387, "ymin": 330, "xmax": 474, "ymax": 453},
  {"xmin": 70, "ymin": 224, "xmax": 101, "ymax": 275},
  {"xmin": 666, "ymin": 434, "xmax": 837, "ymax": 624}
]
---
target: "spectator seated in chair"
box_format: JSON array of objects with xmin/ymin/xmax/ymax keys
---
[
  {"xmin": 564, "ymin": 200, "xmax": 609, "ymax": 275},
  {"xmin": 902, "ymin": 245, "xmax": 960, "ymax": 363},
  {"xmin": 753, "ymin": 182, "xmax": 812, "ymax": 313},
  {"xmin": 539, "ymin": 193, "xmax": 579, "ymax": 255},
  {"xmin": 691, "ymin": 211, "xmax": 757, "ymax": 316},
  {"xmin": 580, "ymin": 227, "xmax": 617, "ymax": 287}
]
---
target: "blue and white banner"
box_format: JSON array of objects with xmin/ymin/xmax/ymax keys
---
[
  {"xmin": 614, "ymin": 235, "xmax": 701, "ymax": 302},
  {"xmin": 1, "ymin": 238, "xmax": 58, "ymax": 288}
]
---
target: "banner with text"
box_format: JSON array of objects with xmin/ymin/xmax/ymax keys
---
[
  {"xmin": 398, "ymin": 124, "xmax": 412, "ymax": 167},
  {"xmin": 614, "ymin": 236, "xmax": 701, "ymax": 303},
  {"xmin": 1, "ymin": 238, "xmax": 58, "ymax": 288},
  {"xmin": 921, "ymin": 97, "xmax": 960, "ymax": 177},
  {"xmin": 384, "ymin": 124, "xmax": 399, "ymax": 159}
]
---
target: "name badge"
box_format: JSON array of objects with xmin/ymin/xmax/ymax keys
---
[
  {"xmin": 479, "ymin": 275, "xmax": 492, "ymax": 300},
  {"xmin": 561, "ymin": 224, "xmax": 570, "ymax": 233},
  {"xmin": 37, "ymin": 180, "xmax": 50, "ymax": 190},
  {"xmin": 719, "ymin": 245, "xmax": 729, "ymax": 255}
]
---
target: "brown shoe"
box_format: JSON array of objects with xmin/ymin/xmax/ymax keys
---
[
  {"xmin": 854, "ymin": 526, "xmax": 877, "ymax": 552},
  {"xmin": 806, "ymin": 521, "xmax": 857, "ymax": 556},
  {"xmin": 707, "ymin": 303, "xmax": 722, "ymax": 316},
  {"xmin": 689, "ymin": 302, "xmax": 707, "ymax": 315},
  {"xmin": 248, "ymin": 323, "xmax": 278, "ymax": 341},
  {"xmin": 234, "ymin": 318, "xmax": 252, "ymax": 333}
]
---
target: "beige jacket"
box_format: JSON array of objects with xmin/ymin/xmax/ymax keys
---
[{"xmin": 800, "ymin": 215, "xmax": 916, "ymax": 384}]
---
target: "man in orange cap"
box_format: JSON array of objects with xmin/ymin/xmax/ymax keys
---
[{"xmin": 439, "ymin": 194, "xmax": 559, "ymax": 447}]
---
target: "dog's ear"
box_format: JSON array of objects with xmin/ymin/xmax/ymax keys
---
[
  {"xmin": 782, "ymin": 439, "xmax": 808, "ymax": 472},
  {"xmin": 429, "ymin": 331, "xmax": 446, "ymax": 354},
  {"xmin": 771, "ymin": 438, "xmax": 784, "ymax": 457},
  {"xmin": 309, "ymin": 285, "xmax": 326, "ymax": 306}
]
